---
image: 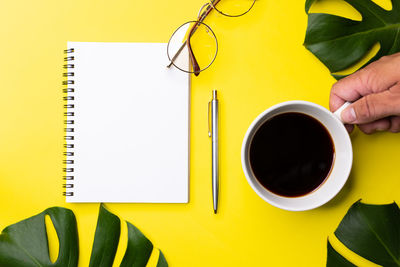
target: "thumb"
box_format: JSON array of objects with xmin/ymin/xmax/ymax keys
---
[{"xmin": 341, "ymin": 85, "xmax": 400, "ymax": 124}]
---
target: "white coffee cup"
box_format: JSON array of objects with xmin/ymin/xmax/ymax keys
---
[{"xmin": 241, "ymin": 101, "xmax": 352, "ymax": 211}]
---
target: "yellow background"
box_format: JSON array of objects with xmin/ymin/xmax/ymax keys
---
[{"xmin": 0, "ymin": 0, "xmax": 399, "ymax": 266}]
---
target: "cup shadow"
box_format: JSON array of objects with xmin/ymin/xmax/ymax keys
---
[
  {"xmin": 320, "ymin": 128, "xmax": 361, "ymax": 209},
  {"xmin": 320, "ymin": 162, "xmax": 356, "ymax": 210}
]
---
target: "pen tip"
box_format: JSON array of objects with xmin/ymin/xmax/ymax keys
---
[{"xmin": 214, "ymin": 209, "xmax": 217, "ymax": 214}]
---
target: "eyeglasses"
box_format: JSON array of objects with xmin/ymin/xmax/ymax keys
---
[{"xmin": 166, "ymin": 0, "xmax": 256, "ymax": 76}]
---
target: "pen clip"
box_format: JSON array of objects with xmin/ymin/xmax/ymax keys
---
[{"xmin": 208, "ymin": 101, "xmax": 212, "ymax": 137}]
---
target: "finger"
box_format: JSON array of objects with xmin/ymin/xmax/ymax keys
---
[
  {"xmin": 330, "ymin": 91, "xmax": 346, "ymax": 112},
  {"xmin": 330, "ymin": 53, "xmax": 400, "ymax": 111},
  {"xmin": 330, "ymin": 69, "xmax": 367, "ymax": 112},
  {"xmin": 341, "ymin": 83, "xmax": 400, "ymax": 124},
  {"xmin": 389, "ymin": 116, "xmax": 400, "ymax": 133},
  {"xmin": 357, "ymin": 118, "xmax": 391, "ymax": 134},
  {"xmin": 345, "ymin": 124, "xmax": 354, "ymax": 133},
  {"xmin": 357, "ymin": 116, "xmax": 400, "ymax": 134}
]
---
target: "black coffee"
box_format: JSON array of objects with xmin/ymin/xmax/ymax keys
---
[{"xmin": 249, "ymin": 112, "xmax": 334, "ymax": 197}]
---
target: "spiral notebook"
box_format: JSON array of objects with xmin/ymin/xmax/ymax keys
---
[{"xmin": 63, "ymin": 42, "xmax": 190, "ymax": 203}]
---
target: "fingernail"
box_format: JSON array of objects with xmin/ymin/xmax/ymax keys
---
[{"xmin": 342, "ymin": 107, "xmax": 356, "ymax": 123}]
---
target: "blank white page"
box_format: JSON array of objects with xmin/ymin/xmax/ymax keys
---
[{"xmin": 65, "ymin": 42, "xmax": 189, "ymax": 203}]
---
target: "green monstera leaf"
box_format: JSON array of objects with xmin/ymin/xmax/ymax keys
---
[
  {"xmin": 90, "ymin": 204, "xmax": 167, "ymax": 267},
  {"xmin": 0, "ymin": 204, "xmax": 168, "ymax": 267},
  {"xmin": 327, "ymin": 201, "xmax": 400, "ymax": 266},
  {"xmin": 0, "ymin": 207, "xmax": 79, "ymax": 267},
  {"xmin": 304, "ymin": 0, "xmax": 400, "ymax": 79},
  {"xmin": 327, "ymin": 242, "xmax": 356, "ymax": 267}
]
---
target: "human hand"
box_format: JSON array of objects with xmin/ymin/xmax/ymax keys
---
[{"xmin": 329, "ymin": 53, "xmax": 400, "ymax": 134}]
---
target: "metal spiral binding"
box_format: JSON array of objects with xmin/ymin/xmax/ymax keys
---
[{"xmin": 63, "ymin": 48, "xmax": 75, "ymax": 197}]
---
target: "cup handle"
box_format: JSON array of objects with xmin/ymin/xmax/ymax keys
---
[{"xmin": 333, "ymin": 102, "xmax": 352, "ymax": 123}]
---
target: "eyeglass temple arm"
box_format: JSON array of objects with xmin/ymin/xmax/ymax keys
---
[
  {"xmin": 167, "ymin": 0, "xmax": 220, "ymax": 74},
  {"xmin": 167, "ymin": 42, "xmax": 186, "ymax": 68},
  {"xmin": 166, "ymin": 25, "xmax": 200, "ymax": 74},
  {"xmin": 165, "ymin": 28, "xmax": 201, "ymax": 75},
  {"xmin": 187, "ymin": 27, "xmax": 201, "ymax": 76},
  {"xmin": 186, "ymin": 1, "xmax": 220, "ymax": 75}
]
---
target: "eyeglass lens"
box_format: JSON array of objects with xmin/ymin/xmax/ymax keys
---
[
  {"xmin": 167, "ymin": 21, "xmax": 218, "ymax": 73},
  {"xmin": 167, "ymin": 0, "xmax": 255, "ymax": 74},
  {"xmin": 210, "ymin": 0, "xmax": 256, "ymax": 17}
]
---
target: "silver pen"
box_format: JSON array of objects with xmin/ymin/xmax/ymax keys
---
[{"xmin": 208, "ymin": 90, "xmax": 219, "ymax": 214}]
